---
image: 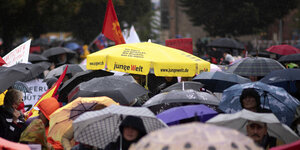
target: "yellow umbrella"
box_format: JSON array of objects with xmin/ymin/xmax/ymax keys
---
[
  {"xmin": 87, "ymin": 42, "xmax": 210, "ymax": 77},
  {"xmin": 48, "ymin": 96, "xmax": 118, "ymax": 142}
]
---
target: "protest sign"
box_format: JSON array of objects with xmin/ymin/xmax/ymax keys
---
[
  {"xmin": 3, "ymin": 39, "xmax": 31, "ymax": 67},
  {"xmin": 23, "ymin": 79, "xmax": 48, "ymax": 111}
]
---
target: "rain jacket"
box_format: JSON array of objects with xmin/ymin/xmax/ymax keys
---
[
  {"xmin": 104, "ymin": 116, "xmax": 147, "ymax": 150},
  {"xmin": 260, "ymin": 134, "xmax": 284, "ymax": 150},
  {"xmin": 0, "ymin": 106, "xmax": 26, "ymax": 142},
  {"xmin": 19, "ymin": 119, "xmax": 53, "ymax": 150}
]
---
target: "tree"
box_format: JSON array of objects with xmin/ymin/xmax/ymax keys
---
[{"xmin": 180, "ymin": 0, "xmax": 297, "ymax": 37}]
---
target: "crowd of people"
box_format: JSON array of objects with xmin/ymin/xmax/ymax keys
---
[{"xmin": 0, "ymin": 40, "xmax": 300, "ymax": 150}]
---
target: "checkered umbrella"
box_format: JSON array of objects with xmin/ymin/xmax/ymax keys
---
[
  {"xmin": 73, "ymin": 105, "xmax": 167, "ymax": 149},
  {"xmin": 225, "ymin": 57, "xmax": 285, "ymax": 77}
]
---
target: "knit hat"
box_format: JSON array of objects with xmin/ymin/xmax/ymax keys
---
[{"xmin": 37, "ymin": 97, "xmax": 60, "ymax": 120}]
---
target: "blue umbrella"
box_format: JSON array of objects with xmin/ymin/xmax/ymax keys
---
[
  {"xmin": 157, "ymin": 104, "xmax": 218, "ymax": 126},
  {"xmin": 64, "ymin": 42, "xmax": 81, "ymax": 51},
  {"xmin": 193, "ymin": 71, "xmax": 251, "ymax": 92},
  {"xmin": 260, "ymin": 69, "xmax": 300, "ymax": 94},
  {"xmin": 219, "ymin": 81, "xmax": 300, "ymax": 126}
]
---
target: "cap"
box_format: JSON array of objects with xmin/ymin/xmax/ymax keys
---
[{"xmin": 37, "ymin": 97, "xmax": 60, "ymax": 120}]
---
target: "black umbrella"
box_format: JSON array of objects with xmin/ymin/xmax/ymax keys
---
[
  {"xmin": 193, "ymin": 71, "xmax": 251, "ymax": 92},
  {"xmin": 42, "ymin": 47, "xmax": 76, "ymax": 58},
  {"xmin": 29, "ymin": 53, "xmax": 49, "ymax": 63},
  {"xmin": 68, "ymin": 76, "xmax": 148, "ymax": 105},
  {"xmin": 162, "ymin": 81, "xmax": 204, "ymax": 92},
  {"xmin": 278, "ymin": 53, "xmax": 300, "ymax": 63},
  {"xmin": 142, "ymin": 89, "xmax": 220, "ymax": 114},
  {"xmin": 225, "ymin": 57, "xmax": 285, "ymax": 77},
  {"xmin": 207, "ymin": 38, "xmax": 244, "ymax": 50},
  {"xmin": 58, "ymin": 70, "xmax": 114, "ymax": 102},
  {"xmin": 45, "ymin": 64, "xmax": 85, "ymax": 79},
  {"xmin": 260, "ymin": 69, "xmax": 300, "ymax": 93},
  {"xmin": 0, "ymin": 62, "xmax": 51, "ymax": 93}
]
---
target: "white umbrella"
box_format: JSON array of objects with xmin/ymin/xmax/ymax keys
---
[
  {"xmin": 73, "ymin": 105, "xmax": 167, "ymax": 149},
  {"xmin": 207, "ymin": 109, "xmax": 299, "ymax": 144}
]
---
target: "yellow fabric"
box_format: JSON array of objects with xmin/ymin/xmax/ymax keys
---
[
  {"xmin": 0, "ymin": 90, "xmax": 7, "ymax": 106},
  {"xmin": 86, "ymin": 42, "xmax": 210, "ymax": 77},
  {"xmin": 48, "ymin": 96, "xmax": 118, "ymax": 142}
]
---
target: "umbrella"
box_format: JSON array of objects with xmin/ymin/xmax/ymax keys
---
[
  {"xmin": 0, "ymin": 62, "xmax": 51, "ymax": 93},
  {"xmin": 207, "ymin": 38, "xmax": 244, "ymax": 50},
  {"xmin": 12, "ymin": 81, "xmax": 31, "ymax": 93},
  {"xmin": 142, "ymin": 89, "xmax": 220, "ymax": 114},
  {"xmin": 161, "ymin": 81, "xmax": 204, "ymax": 92},
  {"xmin": 86, "ymin": 42, "xmax": 210, "ymax": 77},
  {"xmin": 73, "ymin": 105, "xmax": 167, "ymax": 149},
  {"xmin": 225, "ymin": 57, "xmax": 285, "ymax": 77},
  {"xmin": 278, "ymin": 53, "xmax": 300, "ymax": 63},
  {"xmin": 218, "ymin": 82, "xmax": 300, "ymax": 126},
  {"xmin": 42, "ymin": 47, "xmax": 76, "ymax": 58},
  {"xmin": 156, "ymin": 104, "xmax": 218, "ymax": 125},
  {"xmin": 68, "ymin": 76, "xmax": 148, "ymax": 105},
  {"xmin": 193, "ymin": 71, "xmax": 251, "ymax": 92},
  {"xmin": 58, "ymin": 70, "xmax": 114, "ymax": 102},
  {"xmin": 210, "ymin": 63, "xmax": 222, "ymax": 72},
  {"xmin": 266, "ymin": 45, "xmax": 300, "ymax": 56},
  {"xmin": 207, "ymin": 109, "xmax": 299, "ymax": 144},
  {"xmin": 0, "ymin": 137, "xmax": 31, "ymax": 150},
  {"xmin": 260, "ymin": 69, "xmax": 300, "ymax": 94},
  {"xmin": 29, "ymin": 53, "xmax": 49, "ymax": 63},
  {"xmin": 48, "ymin": 96, "xmax": 118, "ymax": 142},
  {"xmin": 129, "ymin": 122, "xmax": 262, "ymax": 150},
  {"xmin": 45, "ymin": 64, "xmax": 85, "ymax": 79},
  {"xmin": 64, "ymin": 42, "xmax": 81, "ymax": 51},
  {"xmin": 270, "ymin": 140, "xmax": 300, "ymax": 150}
]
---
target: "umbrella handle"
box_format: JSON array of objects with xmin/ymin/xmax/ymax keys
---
[{"xmin": 145, "ymin": 75, "xmax": 148, "ymax": 90}]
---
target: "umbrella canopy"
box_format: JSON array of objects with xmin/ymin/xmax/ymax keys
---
[
  {"xmin": 260, "ymin": 69, "xmax": 300, "ymax": 93},
  {"xmin": 64, "ymin": 42, "xmax": 81, "ymax": 51},
  {"xmin": 86, "ymin": 42, "xmax": 210, "ymax": 77},
  {"xmin": 207, "ymin": 38, "xmax": 244, "ymax": 50},
  {"xmin": 0, "ymin": 56, "xmax": 6, "ymax": 66},
  {"xmin": 143, "ymin": 89, "xmax": 220, "ymax": 114},
  {"xmin": 48, "ymin": 96, "xmax": 118, "ymax": 142},
  {"xmin": 270, "ymin": 140, "xmax": 300, "ymax": 150},
  {"xmin": 0, "ymin": 137, "xmax": 31, "ymax": 150},
  {"xmin": 42, "ymin": 47, "xmax": 76, "ymax": 58},
  {"xmin": 45, "ymin": 64, "xmax": 85, "ymax": 79},
  {"xmin": 225, "ymin": 57, "xmax": 285, "ymax": 77},
  {"xmin": 207, "ymin": 109, "xmax": 299, "ymax": 144},
  {"xmin": 156, "ymin": 104, "xmax": 218, "ymax": 125},
  {"xmin": 193, "ymin": 71, "xmax": 251, "ymax": 92},
  {"xmin": 29, "ymin": 53, "xmax": 49, "ymax": 63},
  {"xmin": 266, "ymin": 45, "xmax": 300, "ymax": 56},
  {"xmin": 129, "ymin": 122, "xmax": 262, "ymax": 150},
  {"xmin": 162, "ymin": 81, "xmax": 204, "ymax": 92},
  {"xmin": 278, "ymin": 53, "xmax": 300, "ymax": 63},
  {"xmin": 68, "ymin": 76, "xmax": 148, "ymax": 105},
  {"xmin": 0, "ymin": 62, "xmax": 51, "ymax": 93},
  {"xmin": 210, "ymin": 63, "xmax": 222, "ymax": 72},
  {"xmin": 58, "ymin": 70, "xmax": 114, "ymax": 102},
  {"xmin": 73, "ymin": 105, "xmax": 167, "ymax": 149},
  {"xmin": 218, "ymin": 82, "xmax": 300, "ymax": 126}
]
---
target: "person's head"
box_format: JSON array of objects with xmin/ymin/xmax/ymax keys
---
[
  {"xmin": 37, "ymin": 97, "xmax": 60, "ymax": 126},
  {"xmin": 119, "ymin": 116, "xmax": 147, "ymax": 142},
  {"xmin": 4, "ymin": 89, "xmax": 23, "ymax": 109},
  {"xmin": 246, "ymin": 121, "xmax": 268, "ymax": 144},
  {"xmin": 240, "ymin": 88, "xmax": 261, "ymax": 112}
]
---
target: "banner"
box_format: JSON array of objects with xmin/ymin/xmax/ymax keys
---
[
  {"xmin": 165, "ymin": 38, "xmax": 193, "ymax": 54},
  {"xmin": 23, "ymin": 79, "xmax": 48, "ymax": 111},
  {"xmin": 3, "ymin": 39, "xmax": 31, "ymax": 67}
]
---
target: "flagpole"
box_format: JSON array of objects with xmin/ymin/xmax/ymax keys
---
[{"xmin": 88, "ymin": 32, "xmax": 102, "ymax": 50}]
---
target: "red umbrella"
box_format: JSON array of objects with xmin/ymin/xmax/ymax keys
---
[
  {"xmin": 0, "ymin": 56, "xmax": 6, "ymax": 66},
  {"xmin": 266, "ymin": 45, "xmax": 300, "ymax": 55},
  {"xmin": 270, "ymin": 140, "xmax": 300, "ymax": 150}
]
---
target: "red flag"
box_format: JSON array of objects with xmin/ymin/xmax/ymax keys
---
[
  {"xmin": 26, "ymin": 65, "xmax": 69, "ymax": 119},
  {"xmin": 0, "ymin": 56, "xmax": 6, "ymax": 66},
  {"xmin": 102, "ymin": 0, "xmax": 125, "ymax": 45}
]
